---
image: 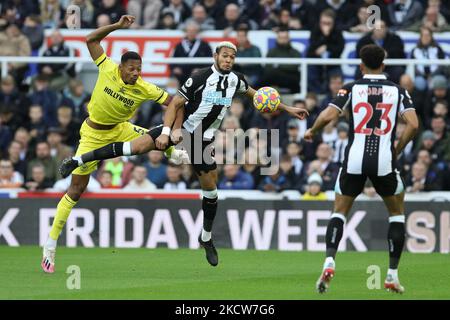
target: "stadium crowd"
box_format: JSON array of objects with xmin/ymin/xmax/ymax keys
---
[{"xmin": 0, "ymin": 0, "xmax": 450, "ymax": 198}]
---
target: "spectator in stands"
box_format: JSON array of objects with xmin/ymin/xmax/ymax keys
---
[
  {"xmin": 61, "ymin": 79, "xmax": 89, "ymax": 123},
  {"xmin": 387, "ymin": 0, "xmax": 424, "ymax": 30},
  {"xmin": 315, "ymin": 0, "xmax": 358, "ymax": 31},
  {"xmin": 260, "ymin": 28, "xmax": 301, "ymax": 94},
  {"xmin": 13, "ymin": 127, "xmax": 33, "ymax": 160},
  {"xmin": 98, "ymin": 170, "xmax": 116, "ymax": 188},
  {"xmin": 399, "ymin": 74, "xmax": 425, "ymax": 120},
  {"xmin": 228, "ymin": 97, "xmax": 252, "ymax": 130},
  {"xmin": 170, "ymin": 21, "xmax": 212, "ymax": 84},
  {"xmin": 27, "ymin": 141, "xmax": 59, "ymax": 183},
  {"xmin": 56, "ymin": 105, "xmax": 80, "ymax": 148},
  {"xmin": 410, "ymin": 27, "xmax": 447, "ymax": 91},
  {"xmin": 144, "ymin": 150, "xmax": 168, "ymax": 188},
  {"xmin": 26, "ymin": 104, "xmax": 47, "ymax": 141},
  {"xmin": 234, "ymin": 25, "xmax": 262, "ymax": 87},
  {"xmin": 0, "ymin": 117, "xmax": 13, "ymax": 158},
  {"xmin": 321, "ymin": 119, "xmax": 338, "ymax": 145},
  {"xmin": 39, "ymin": 29, "xmax": 76, "ymax": 91},
  {"xmin": 406, "ymin": 161, "xmax": 441, "ymax": 192},
  {"xmin": 417, "ymin": 148, "xmax": 445, "ymax": 178},
  {"xmin": 124, "ymin": 165, "xmax": 157, "ymax": 191},
  {"xmin": 198, "ymin": 0, "xmax": 226, "ymax": 23},
  {"xmin": 307, "ymin": 9, "xmax": 344, "ymax": 94},
  {"xmin": 219, "ymin": 164, "xmax": 254, "ymax": 190},
  {"xmin": 429, "ymin": 0, "xmax": 450, "ymax": 24},
  {"xmin": 25, "ymin": 163, "xmax": 53, "ymax": 191},
  {"xmin": 47, "ymin": 127, "xmax": 73, "ymax": 162},
  {"xmin": 22, "ymin": 15, "xmax": 44, "ymax": 51},
  {"xmin": 424, "ymin": 75, "xmax": 450, "ymax": 128},
  {"xmin": 29, "ymin": 74, "xmax": 59, "ymax": 126},
  {"xmin": 430, "ymin": 114, "xmax": 450, "ymax": 152},
  {"xmin": 160, "ymin": 0, "xmax": 191, "ymax": 26},
  {"xmin": 348, "ymin": 4, "xmax": 372, "ymax": 33},
  {"xmin": 96, "ymin": 13, "xmax": 112, "ymax": 27},
  {"xmin": 258, "ymin": 170, "xmax": 291, "ymax": 192},
  {"xmin": 1, "ymin": 2, "xmax": 29, "ymax": 27},
  {"xmin": 0, "ymin": 159, "xmax": 23, "ymax": 188},
  {"xmin": 306, "ymin": 142, "xmax": 339, "ymax": 191},
  {"xmin": 127, "ymin": 0, "xmax": 163, "ymax": 29},
  {"xmin": 286, "ymin": 141, "xmax": 304, "ymax": 176},
  {"xmin": 279, "ymin": 154, "xmax": 302, "ymax": 190},
  {"xmin": 157, "ymin": 11, "xmax": 178, "ymax": 29},
  {"xmin": 216, "ymin": 3, "xmax": 256, "ymax": 34},
  {"xmin": 0, "ymin": 22, "xmax": 31, "ymax": 86},
  {"xmin": 164, "ymin": 164, "xmax": 187, "ymax": 190},
  {"xmin": 94, "ymin": 0, "xmax": 127, "ymax": 25},
  {"xmin": 331, "ymin": 122, "xmax": 348, "ymax": 165},
  {"xmin": 40, "ymin": 0, "xmax": 64, "ymax": 29},
  {"xmin": 71, "ymin": 0, "xmax": 95, "ymax": 28},
  {"xmin": 282, "ymin": 0, "xmax": 317, "ymax": 31},
  {"xmin": 7, "ymin": 140, "xmax": 27, "ymax": 178},
  {"xmin": 99, "ymin": 157, "xmax": 134, "ymax": 187},
  {"xmin": 406, "ymin": 3, "xmax": 450, "ymax": 32},
  {"xmin": 355, "ymin": 19, "xmax": 406, "ymax": 83},
  {"xmin": 363, "ymin": 180, "xmax": 377, "ymax": 198},
  {"xmin": 282, "ymin": 118, "xmax": 303, "ymax": 152},
  {"xmin": 319, "ymin": 73, "xmax": 344, "ymax": 111},
  {"xmin": 0, "ymin": 75, "xmax": 30, "ymax": 131},
  {"xmin": 302, "ymin": 172, "xmax": 327, "ymax": 200},
  {"xmin": 180, "ymin": 3, "xmax": 215, "ymax": 31}
]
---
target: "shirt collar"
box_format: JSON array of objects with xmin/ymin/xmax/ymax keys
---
[
  {"xmin": 363, "ymin": 74, "xmax": 387, "ymax": 80},
  {"xmin": 211, "ymin": 64, "xmax": 224, "ymax": 76}
]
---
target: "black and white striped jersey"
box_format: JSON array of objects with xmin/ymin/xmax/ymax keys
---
[
  {"xmin": 178, "ymin": 65, "xmax": 249, "ymax": 140},
  {"xmin": 329, "ymin": 74, "xmax": 415, "ymax": 176}
]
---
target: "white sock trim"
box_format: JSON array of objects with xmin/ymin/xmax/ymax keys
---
[
  {"xmin": 330, "ymin": 212, "xmax": 346, "ymax": 223},
  {"xmin": 123, "ymin": 142, "xmax": 132, "ymax": 156},
  {"xmin": 46, "ymin": 236, "xmax": 57, "ymax": 248},
  {"xmin": 73, "ymin": 156, "xmax": 83, "ymax": 166},
  {"xmin": 201, "ymin": 230, "xmax": 211, "ymax": 242},
  {"xmin": 202, "ymin": 189, "xmax": 218, "ymax": 199},
  {"xmin": 389, "ymin": 215, "xmax": 405, "ymax": 223}
]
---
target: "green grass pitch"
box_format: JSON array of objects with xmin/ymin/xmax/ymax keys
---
[{"xmin": 0, "ymin": 246, "xmax": 449, "ymax": 300}]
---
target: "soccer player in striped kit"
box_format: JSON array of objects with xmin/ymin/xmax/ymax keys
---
[{"xmin": 304, "ymin": 44, "xmax": 419, "ymax": 294}]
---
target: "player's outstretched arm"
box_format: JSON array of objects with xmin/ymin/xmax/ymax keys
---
[
  {"xmin": 156, "ymin": 95, "xmax": 187, "ymax": 149},
  {"xmin": 304, "ymin": 105, "xmax": 340, "ymax": 142},
  {"xmin": 86, "ymin": 15, "xmax": 135, "ymax": 61},
  {"xmin": 245, "ymin": 86, "xmax": 309, "ymax": 120},
  {"xmin": 395, "ymin": 109, "xmax": 419, "ymax": 158}
]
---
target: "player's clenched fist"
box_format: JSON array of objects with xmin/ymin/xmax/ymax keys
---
[
  {"xmin": 116, "ymin": 15, "xmax": 135, "ymax": 29},
  {"xmin": 156, "ymin": 134, "xmax": 170, "ymax": 150},
  {"xmin": 303, "ymin": 128, "xmax": 314, "ymax": 143}
]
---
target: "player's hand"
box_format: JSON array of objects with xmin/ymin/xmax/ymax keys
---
[
  {"xmin": 156, "ymin": 134, "xmax": 170, "ymax": 150},
  {"xmin": 303, "ymin": 128, "xmax": 315, "ymax": 143},
  {"xmin": 116, "ymin": 15, "xmax": 135, "ymax": 29},
  {"xmin": 171, "ymin": 129, "xmax": 183, "ymax": 145},
  {"xmin": 283, "ymin": 105, "xmax": 309, "ymax": 120}
]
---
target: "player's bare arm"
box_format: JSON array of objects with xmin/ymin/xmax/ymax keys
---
[
  {"xmin": 304, "ymin": 105, "xmax": 340, "ymax": 142},
  {"xmin": 245, "ymin": 86, "xmax": 309, "ymax": 120},
  {"xmin": 156, "ymin": 94, "xmax": 187, "ymax": 149},
  {"xmin": 86, "ymin": 15, "xmax": 135, "ymax": 61},
  {"xmin": 395, "ymin": 109, "xmax": 419, "ymax": 158}
]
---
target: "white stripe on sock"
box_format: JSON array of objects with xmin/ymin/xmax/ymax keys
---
[
  {"xmin": 201, "ymin": 230, "xmax": 211, "ymax": 242},
  {"xmin": 330, "ymin": 212, "xmax": 347, "ymax": 223},
  {"xmin": 73, "ymin": 156, "xmax": 83, "ymax": 166},
  {"xmin": 389, "ymin": 215, "xmax": 405, "ymax": 223},
  {"xmin": 123, "ymin": 142, "xmax": 132, "ymax": 156}
]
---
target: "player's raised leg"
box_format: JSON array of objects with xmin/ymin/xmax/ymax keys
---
[
  {"xmin": 381, "ymin": 191, "xmax": 406, "ymax": 294},
  {"xmin": 59, "ymin": 129, "xmax": 187, "ymax": 178},
  {"xmin": 197, "ymin": 169, "xmax": 219, "ymax": 267},
  {"xmin": 316, "ymin": 193, "xmax": 355, "ymax": 293},
  {"xmin": 42, "ymin": 174, "xmax": 89, "ymax": 273}
]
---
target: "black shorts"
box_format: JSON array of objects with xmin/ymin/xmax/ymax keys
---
[
  {"xmin": 335, "ymin": 169, "xmax": 405, "ymax": 197},
  {"xmin": 148, "ymin": 125, "xmax": 217, "ymax": 175}
]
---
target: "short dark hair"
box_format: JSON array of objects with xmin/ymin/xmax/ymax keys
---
[
  {"xmin": 360, "ymin": 44, "xmax": 385, "ymax": 70},
  {"xmin": 121, "ymin": 51, "xmax": 141, "ymax": 64}
]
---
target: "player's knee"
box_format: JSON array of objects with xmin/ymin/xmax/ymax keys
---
[{"xmin": 68, "ymin": 182, "xmax": 87, "ymax": 200}]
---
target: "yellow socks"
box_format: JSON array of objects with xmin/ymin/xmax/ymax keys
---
[{"xmin": 49, "ymin": 194, "xmax": 77, "ymax": 241}]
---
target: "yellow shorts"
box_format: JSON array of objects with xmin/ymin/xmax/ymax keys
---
[{"xmin": 73, "ymin": 120, "xmax": 148, "ymax": 175}]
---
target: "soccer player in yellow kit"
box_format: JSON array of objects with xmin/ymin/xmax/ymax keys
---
[{"xmin": 41, "ymin": 15, "xmax": 185, "ymax": 273}]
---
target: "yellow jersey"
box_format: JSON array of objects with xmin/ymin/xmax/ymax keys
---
[{"xmin": 87, "ymin": 53, "xmax": 168, "ymax": 125}]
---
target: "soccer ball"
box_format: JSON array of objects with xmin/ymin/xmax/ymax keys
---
[{"xmin": 253, "ymin": 86, "xmax": 281, "ymax": 113}]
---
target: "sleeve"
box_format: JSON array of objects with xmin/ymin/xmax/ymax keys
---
[
  {"xmin": 236, "ymin": 73, "xmax": 249, "ymax": 94},
  {"xmin": 94, "ymin": 52, "xmax": 117, "ymax": 72},
  {"xmin": 178, "ymin": 72, "xmax": 205, "ymax": 101},
  {"xmin": 328, "ymin": 83, "xmax": 352, "ymax": 113},
  {"xmin": 399, "ymin": 87, "xmax": 415, "ymax": 115},
  {"xmin": 143, "ymin": 82, "xmax": 169, "ymax": 104}
]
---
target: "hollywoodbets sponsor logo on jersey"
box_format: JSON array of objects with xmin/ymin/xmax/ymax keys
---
[{"xmin": 104, "ymin": 86, "xmax": 135, "ymax": 107}]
